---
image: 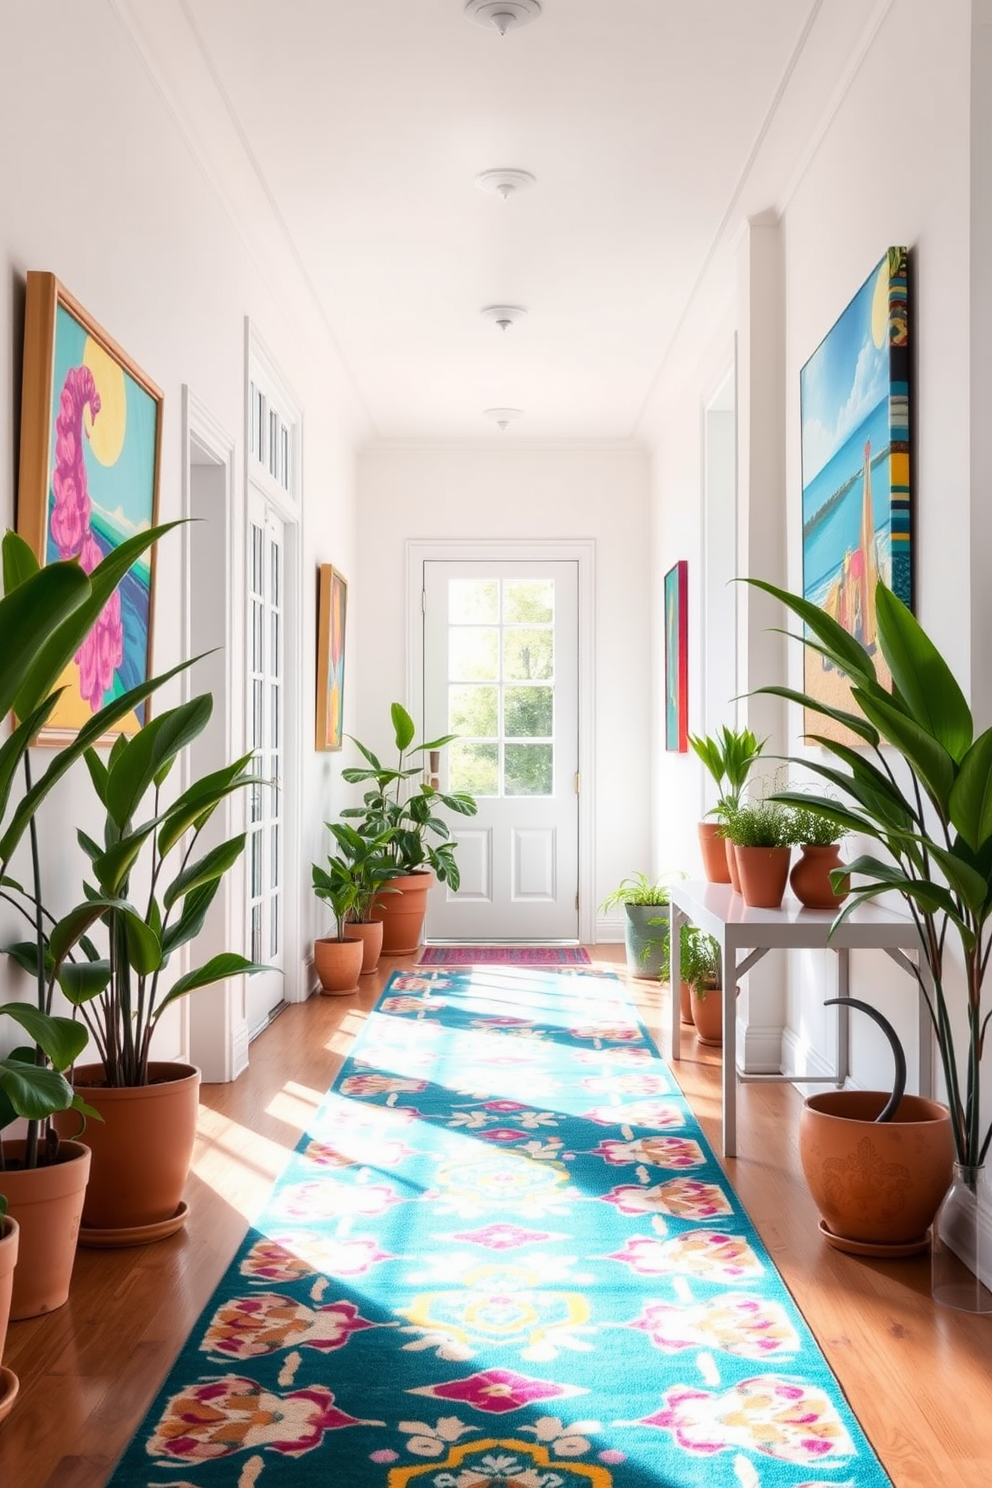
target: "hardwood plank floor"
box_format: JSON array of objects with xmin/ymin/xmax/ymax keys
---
[{"xmin": 0, "ymin": 946, "xmax": 989, "ymax": 1486}]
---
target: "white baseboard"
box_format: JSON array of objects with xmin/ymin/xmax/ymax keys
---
[
  {"xmin": 780, "ymin": 1024, "xmax": 846, "ymax": 1095},
  {"xmin": 595, "ymin": 914, "xmax": 624, "ymax": 943},
  {"xmin": 738, "ymin": 1019, "xmax": 785, "ymax": 1075}
]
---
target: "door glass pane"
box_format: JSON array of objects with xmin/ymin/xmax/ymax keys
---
[
  {"xmin": 271, "ymin": 612, "xmax": 280, "ymax": 677},
  {"xmin": 270, "ymin": 894, "xmax": 280, "ymax": 957},
  {"xmin": 504, "ymin": 628, "xmax": 553, "ymax": 680},
  {"xmin": 252, "ymin": 525, "xmax": 263, "ymax": 590},
  {"xmin": 449, "ymin": 684, "xmax": 498, "ymax": 737},
  {"xmin": 253, "ymin": 602, "xmax": 263, "ymax": 670},
  {"xmin": 505, "ymin": 686, "xmax": 553, "ymax": 737},
  {"xmin": 251, "ymin": 831, "xmax": 262, "ymax": 896},
  {"xmin": 449, "ymin": 579, "xmax": 498, "ymax": 624},
  {"xmin": 505, "ymin": 743, "xmax": 553, "ymax": 796},
  {"xmin": 449, "ymin": 740, "xmax": 499, "ymax": 796},
  {"xmin": 449, "ymin": 627, "xmax": 499, "ymax": 681},
  {"xmin": 504, "ymin": 579, "xmax": 553, "ymax": 623},
  {"xmin": 251, "ymin": 903, "xmax": 262, "ymax": 964},
  {"xmin": 252, "ymin": 680, "xmax": 263, "ymax": 748}
]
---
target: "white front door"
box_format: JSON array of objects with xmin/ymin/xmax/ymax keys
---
[
  {"xmin": 246, "ymin": 497, "xmax": 286, "ymax": 1035},
  {"xmin": 423, "ymin": 560, "xmax": 579, "ymax": 941}
]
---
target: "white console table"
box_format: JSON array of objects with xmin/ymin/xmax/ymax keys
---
[{"xmin": 668, "ymin": 881, "xmax": 933, "ymax": 1158}]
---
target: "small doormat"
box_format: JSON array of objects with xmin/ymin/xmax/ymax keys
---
[{"xmin": 417, "ymin": 945, "xmax": 591, "ymax": 965}]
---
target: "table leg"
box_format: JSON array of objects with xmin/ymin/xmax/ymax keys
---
[
  {"xmin": 836, "ymin": 948, "xmax": 849, "ymax": 1086},
  {"xmin": 722, "ymin": 931, "xmax": 736, "ymax": 1158},
  {"xmin": 670, "ymin": 903, "xmax": 685, "ymax": 1061}
]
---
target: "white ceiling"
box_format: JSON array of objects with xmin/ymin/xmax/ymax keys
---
[{"xmin": 158, "ymin": 0, "xmax": 875, "ymax": 443}]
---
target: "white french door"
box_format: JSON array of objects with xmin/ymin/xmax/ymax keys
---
[
  {"xmin": 246, "ymin": 496, "xmax": 286, "ymax": 1035},
  {"xmin": 423, "ymin": 560, "xmax": 579, "ymax": 941}
]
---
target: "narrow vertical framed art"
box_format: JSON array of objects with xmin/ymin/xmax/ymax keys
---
[
  {"xmin": 664, "ymin": 559, "xmax": 688, "ymax": 752},
  {"xmin": 17, "ymin": 271, "xmax": 163, "ymax": 745},
  {"xmin": 315, "ymin": 564, "xmax": 347, "ymax": 750}
]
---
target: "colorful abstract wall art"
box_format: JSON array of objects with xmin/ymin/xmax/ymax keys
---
[
  {"xmin": 316, "ymin": 564, "xmax": 347, "ymax": 750},
  {"xmin": 17, "ymin": 272, "xmax": 163, "ymax": 745},
  {"xmin": 664, "ymin": 560, "xmax": 688, "ymax": 752},
  {"xmin": 800, "ymin": 247, "xmax": 911, "ymax": 739}
]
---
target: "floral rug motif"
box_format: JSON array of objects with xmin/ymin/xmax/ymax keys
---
[
  {"xmin": 417, "ymin": 945, "xmax": 592, "ymax": 965},
  {"xmin": 107, "ymin": 967, "xmax": 891, "ymax": 1487}
]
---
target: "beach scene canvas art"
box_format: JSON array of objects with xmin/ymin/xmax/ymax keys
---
[
  {"xmin": 800, "ymin": 248, "xmax": 910, "ymax": 739},
  {"xmin": 18, "ymin": 273, "xmax": 162, "ymax": 743}
]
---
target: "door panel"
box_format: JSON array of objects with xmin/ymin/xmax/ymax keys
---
[{"xmin": 424, "ymin": 560, "xmax": 578, "ymax": 941}]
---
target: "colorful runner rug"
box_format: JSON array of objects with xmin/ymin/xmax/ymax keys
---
[
  {"xmin": 417, "ymin": 945, "xmax": 591, "ymax": 965},
  {"xmin": 109, "ymin": 967, "xmax": 891, "ymax": 1488}
]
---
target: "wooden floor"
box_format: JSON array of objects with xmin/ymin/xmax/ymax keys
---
[{"xmin": 1, "ymin": 945, "xmax": 989, "ymax": 1486}]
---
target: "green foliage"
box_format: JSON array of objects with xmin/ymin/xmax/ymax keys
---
[
  {"xmin": 0, "ymin": 526, "xmax": 266, "ymax": 1137},
  {"xmin": 747, "ymin": 574, "xmax": 992, "ymax": 1168},
  {"xmin": 688, "ymin": 725, "xmax": 765, "ymax": 819},
  {"xmin": 786, "ymin": 802, "xmax": 847, "ymax": 847},
  {"xmin": 312, "ymin": 822, "xmax": 398, "ymax": 939},
  {"xmin": 599, "ymin": 872, "xmax": 680, "ymax": 913},
  {"xmin": 341, "ymin": 703, "xmax": 478, "ymax": 890},
  {"xmin": 660, "ymin": 923, "xmax": 721, "ymax": 996},
  {"xmin": 720, "ymin": 798, "xmax": 795, "ymax": 849}
]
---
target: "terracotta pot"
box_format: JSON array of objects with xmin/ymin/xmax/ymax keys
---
[
  {"xmin": 54, "ymin": 1063, "xmax": 199, "ymax": 1239},
  {"xmin": 679, "ymin": 981, "xmax": 694, "ymax": 1027},
  {"xmin": 0, "ymin": 1215, "xmax": 19, "ymax": 1363},
  {"xmin": 725, "ymin": 838, "xmax": 742, "ymax": 894},
  {"xmin": 736, "ymin": 845, "xmax": 791, "ymax": 908},
  {"xmin": 698, "ymin": 822, "xmax": 731, "ymax": 883},
  {"xmin": 314, "ymin": 936, "xmax": 363, "ymax": 995},
  {"xmin": 799, "ymin": 1090, "xmax": 954, "ymax": 1249},
  {"xmin": 790, "ymin": 844, "xmax": 850, "ymax": 910},
  {"xmin": 344, "ymin": 919, "xmax": 384, "ymax": 974},
  {"xmin": 690, "ymin": 979, "xmax": 723, "ymax": 1046},
  {"xmin": 370, "ymin": 871, "xmax": 434, "ymax": 955},
  {"xmin": 0, "ymin": 1140, "xmax": 90, "ymax": 1318}
]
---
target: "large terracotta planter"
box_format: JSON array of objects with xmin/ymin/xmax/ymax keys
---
[
  {"xmin": 679, "ymin": 981, "xmax": 694, "ymax": 1027},
  {"xmin": 799, "ymin": 1090, "xmax": 954, "ymax": 1254},
  {"xmin": 344, "ymin": 919, "xmax": 384, "ymax": 974},
  {"xmin": 314, "ymin": 936, "xmax": 363, "ymax": 995},
  {"xmin": 790, "ymin": 844, "xmax": 849, "ymax": 910},
  {"xmin": 689, "ymin": 979, "xmax": 723, "ymax": 1046},
  {"xmin": 698, "ymin": 822, "xmax": 731, "ymax": 883},
  {"xmin": 54, "ymin": 1062, "xmax": 199, "ymax": 1243},
  {"xmin": 370, "ymin": 871, "xmax": 434, "ymax": 955},
  {"xmin": 0, "ymin": 1213, "xmax": 19, "ymax": 1367},
  {"xmin": 0, "ymin": 1140, "xmax": 90, "ymax": 1317},
  {"xmin": 736, "ymin": 845, "xmax": 791, "ymax": 908}
]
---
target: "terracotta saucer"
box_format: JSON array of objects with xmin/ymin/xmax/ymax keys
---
[
  {"xmin": 818, "ymin": 1218, "xmax": 929, "ymax": 1259},
  {"xmin": 0, "ymin": 1367, "xmax": 20, "ymax": 1426},
  {"xmin": 78, "ymin": 1199, "xmax": 190, "ymax": 1249}
]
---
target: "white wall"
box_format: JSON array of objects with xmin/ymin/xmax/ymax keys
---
[
  {"xmin": 0, "ymin": 5, "xmax": 361, "ymax": 1068},
  {"xmin": 356, "ymin": 444, "xmax": 652, "ymax": 934},
  {"xmin": 643, "ymin": 0, "xmax": 977, "ymax": 1095}
]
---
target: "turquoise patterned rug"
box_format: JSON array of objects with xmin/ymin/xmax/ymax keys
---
[{"xmin": 109, "ymin": 967, "xmax": 891, "ymax": 1487}]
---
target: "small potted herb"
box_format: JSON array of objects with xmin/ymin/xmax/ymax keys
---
[
  {"xmin": 783, "ymin": 803, "xmax": 850, "ymax": 909},
  {"xmin": 720, "ymin": 799, "xmax": 795, "ymax": 908},
  {"xmin": 688, "ymin": 726, "xmax": 765, "ymax": 883}
]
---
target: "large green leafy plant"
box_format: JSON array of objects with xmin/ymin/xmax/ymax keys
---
[
  {"xmin": 0, "ymin": 526, "xmax": 188, "ymax": 1167},
  {"xmin": 750, "ymin": 576, "xmax": 992, "ymax": 1169},
  {"xmin": 342, "ymin": 702, "xmax": 477, "ymax": 890},
  {"xmin": 312, "ymin": 822, "xmax": 397, "ymax": 940}
]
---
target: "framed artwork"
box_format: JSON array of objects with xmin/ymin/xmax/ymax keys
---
[
  {"xmin": 17, "ymin": 271, "xmax": 163, "ymax": 745},
  {"xmin": 800, "ymin": 247, "xmax": 911, "ymax": 740},
  {"xmin": 316, "ymin": 564, "xmax": 347, "ymax": 750},
  {"xmin": 664, "ymin": 559, "xmax": 688, "ymax": 752}
]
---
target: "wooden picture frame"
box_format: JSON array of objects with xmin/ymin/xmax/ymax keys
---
[
  {"xmin": 664, "ymin": 559, "xmax": 688, "ymax": 752},
  {"xmin": 17, "ymin": 271, "xmax": 163, "ymax": 745},
  {"xmin": 316, "ymin": 564, "xmax": 347, "ymax": 750}
]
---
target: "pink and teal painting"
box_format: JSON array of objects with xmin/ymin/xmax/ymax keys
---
[
  {"xmin": 799, "ymin": 248, "xmax": 910, "ymax": 737},
  {"xmin": 664, "ymin": 560, "xmax": 688, "ymax": 752}
]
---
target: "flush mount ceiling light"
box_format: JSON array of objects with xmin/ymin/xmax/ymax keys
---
[
  {"xmin": 464, "ymin": 0, "xmax": 541, "ymax": 36},
  {"xmin": 475, "ymin": 168, "xmax": 536, "ymax": 201},
  {"xmin": 484, "ymin": 407, "xmax": 523, "ymax": 432},
  {"xmin": 482, "ymin": 305, "xmax": 527, "ymax": 332}
]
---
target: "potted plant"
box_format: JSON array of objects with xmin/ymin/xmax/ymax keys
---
[
  {"xmin": 31, "ymin": 696, "xmax": 267, "ymax": 1246},
  {"xmin": 688, "ymin": 725, "xmax": 765, "ymax": 884},
  {"xmin": 720, "ymin": 798, "xmax": 795, "ymax": 909},
  {"xmin": 682, "ymin": 927, "xmax": 723, "ymax": 1045},
  {"xmin": 0, "ymin": 524, "xmax": 189, "ymax": 1308},
  {"xmin": 786, "ymin": 803, "xmax": 850, "ymax": 910},
  {"xmin": 658, "ymin": 918, "xmax": 709, "ymax": 1026},
  {"xmin": 0, "ymin": 1199, "xmax": 18, "ymax": 1423},
  {"xmin": 342, "ymin": 702, "xmax": 477, "ymax": 954},
  {"xmin": 799, "ymin": 997, "xmax": 953, "ymax": 1256},
  {"xmin": 311, "ymin": 822, "xmax": 397, "ymax": 990},
  {"xmin": 749, "ymin": 575, "xmax": 992, "ymax": 1309},
  {"xmin": 600, "ymin": 872, "xmax": 680, "ymax": 979}
]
